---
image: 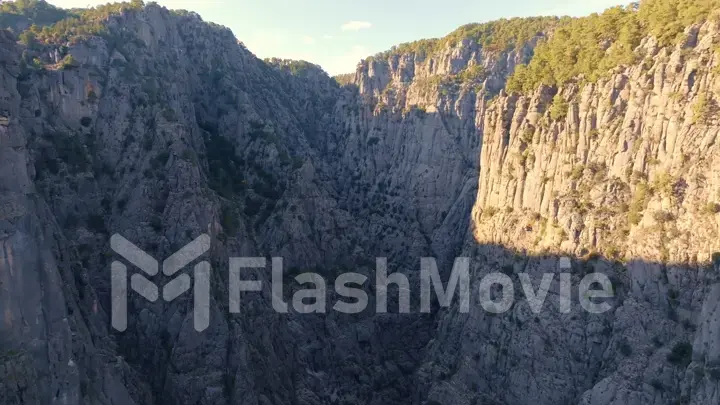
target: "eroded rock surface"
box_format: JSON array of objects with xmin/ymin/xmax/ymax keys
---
[{"xmin": 1, "ymin": 3, "xmax": 720, "ymax": 405}]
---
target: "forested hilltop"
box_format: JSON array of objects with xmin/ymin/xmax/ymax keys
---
[
  {"xmin": 5, "ymin": 0, "xmax": 718, "ymax": 92},
  {"xmin": 340, "ymin": 0, "xmax": 720, "ymax": 95},
  {"xmin": 506, "ymin": 0, "xmax": 720, "ymax": 91},
  {"xmin": 0, "ymin": 0, "xmax": 69, "ymax": 31}
]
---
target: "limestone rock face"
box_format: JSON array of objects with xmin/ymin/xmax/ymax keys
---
[
  {"xmin": 2, "ymin": 3, "xmax": 720, "ymax": 405},
  {"xmin": 418, "ymin": 19, "xmax": 720, "ymax": 405},
  {"xmin": 0, "ymin": 28, "xmax": 147, "ymax": 405},
  {"xmin": 329, "ymin": 36, "xmax": 539, "ymax": 267},
  {"xmin": 474, "ymin": 21, "xmax": 720, "ymax": 265}
]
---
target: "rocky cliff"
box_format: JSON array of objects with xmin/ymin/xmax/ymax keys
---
[
  {"xmin": 420, "ymin": 14, "xmax": 720, "ymax": 405},
  {"xmin": 1, "ymin": 1, "xmax": 720, "ymax": 405},
  {"xmin": 474, "ymin": 21, "xmax": 720, "ymax": 264}
]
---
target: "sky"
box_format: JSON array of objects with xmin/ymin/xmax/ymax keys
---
[{"xmin": 48, "ymin": 0, "xmax": 627, "ymax": 75}]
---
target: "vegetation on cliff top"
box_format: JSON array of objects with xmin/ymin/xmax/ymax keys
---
[
  {"xmin": 264, "ymin": 58, "xmax": 324, "ymax": 77},
  {"xmin": 333, "ymin": 73, "xmax": 354, "ymax": 86},
  {"xmin": 6, "ymin": 0, "xmax": 720, "ymax": 95},
  {"xmin": 506, "ymin": 0, "xmax": 720, "ymax": 93},
  {"xmin": 0, "ymin": 0, "xmax": 69, "ymax": 30},
  {"xmin": 369, "ymin": 16, "xmax": 560, "ymax": 61},
  {"xmin": 1, "ymin": 0, "xmax": 145, "ymax": 46}
]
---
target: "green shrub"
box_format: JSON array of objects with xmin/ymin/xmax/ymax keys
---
[
  {"xmin": 86, "ymin": 214, "xmax": 106, "ymax": 233},
  {"xmin": 142, "ymin": 136, "xmax": 153, "ymax": 151},
  {"xmin": 204, "ymin": 133, "xmax": 245, "ymax": 198},
  {"xmin": 520, "ymin": 128, "xmax": 534, "ymax": 143},
  {"xmin": 652, "ymin": 172, "xmax": 674, "ymax": 197},
  {"xmin": 181, "ymin": 149, "xmax": 196, "ymax": 165},
  {"xmin": 221, "ymin": 205, "xmax": 239, "ymax": 236},
  {"xmin": 162, "ymin": 108, "xmax": 177, "ymax": 122},
  {"xmin": 652, "ymin": 210, "xmax": 674, "ymax": 223},
  {"xmin": 549, "ymin": 95, "xmax": 569, "ymax": 121},
  {"xmin": 667, "ymin": 342, "xmax": 693, "ymax": 367},
  {"xmin": 243, "ymin": 196, "xmax": 262, "ymax": 217},
  {"xmin": 629, "ymin": 183, "xmax": 652, "ymax": 225},
  {"xmin": 702, "ymin": 202, "xmax": 720, "ymax": 215},
  {"xmin": 692, "ymin": 93, "xmax": 713, "ymax": 124},
  {"xmin": 650, "ymin": 379, "xmax": 664, "ymax": 391},
  {"xmin": 116, "ymin": 198, "xmax": 127, "ymax": 211},
  {"xmin": 619, "ymin": 339, "xmax": 633, "ymax": 356},
  {"xmin": 19, "ymin": 30, "xmax": 39, "ymax": 48},
  {"xmin": 457, "ymin": 65, "xmax": 486, "ymax": 82},
  {"xmin": 333, "ymin": 73, "xmax": 354, "ymax": 86},
  {"xmin": 652, "ymin": 335, "xmax": 663, "ymax": 347},
  {"xmin": 265, "ymin": 58, "xmax": 319, "ymax": 76},
  {"xmin": 569, "ymin": 165, "xmax": 585, "ymax": 180},
  {"xmin": 47, "ymin": 133, "xmax": 90, "ymax": 174},
  {"xmin": 150, "ymin": 216, "xmax": 162, "ymax": 232},
  {"xmin": 606, "ymin": 245, "xmax": 621, "ymax": 260},
  {"xmin": 483, "ymin": 206, "xmax": 500, "ymax": 218},
  {"xmin": 59, "ymin": 54, "xmax": 76, "ymax": 69},
  {"xmin": 712, "ymin": 252, "xmax": 720, "ymax": 266},
  {"xmin": 151, "ymin": 151, "xmax": 170, "ymax": 169}
]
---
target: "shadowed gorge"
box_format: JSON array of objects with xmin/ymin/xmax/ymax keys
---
[{"xmin": 1, "ymin": 1, "xmax": 720, "ymax": 404}]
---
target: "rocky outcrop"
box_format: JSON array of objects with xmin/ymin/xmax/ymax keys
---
[
  {"xmin": 0, "ymin": 28, "xmax": 149, "ymax": 405},
  {"xmin": 474, "ymin": 20, "xmax": 720, "ymax": 264},
  {"xmin": 413, "ymin": 18, "xmax": 720, "ymax": 405},
  {"xmin": 418, "ymin": 246, "xmax": 720, "ymax": 405},
  {"xmin": 329, "ymin": 33, "xmax": 543, "ymax": 266},
  {"xmin": 1, "ymin": 5, "xmax": 340, "ymax": 404}
]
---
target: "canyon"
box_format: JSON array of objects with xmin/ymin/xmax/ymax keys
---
[{"xmin": 1, "ymin": 1, "xmax": 720, "ymax": 405}]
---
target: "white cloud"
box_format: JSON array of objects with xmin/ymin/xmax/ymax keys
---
[
  {"xmin": 341, "ymin": 21, "xmax": 372, "ymax": 32},
  {"xmin": 302, "ymin": 36, "xmax": 316, "ymax": 45},
  {"xmin": 323, "ymin": 35, "xmax": 334, "ymax": 40}
]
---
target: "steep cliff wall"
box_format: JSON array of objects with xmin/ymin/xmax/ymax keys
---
[
  {"xmin": 0, "ymin": 6, "xmax": 558, "ymax": 404},
  {"xmin": 474, "ymin": 20, "xmax": 720, "ymax": 264},
  {"xmin": 414, "ymin": 17, "xmax": 720, "ymax": 405},
  {"xmin": 1, "ymin": 4, "xmax": 344, "ymax": 405},
  {"xmin": 329, "ymin": 23, "xmax": 550, "ymax": 264},
  {"xmin": 3, "ymin": 2, "xmax": 720, "ymax": 405},
  {"xmin": 0, "ymin": 28, "xmax": 152, "ymax": 405}
]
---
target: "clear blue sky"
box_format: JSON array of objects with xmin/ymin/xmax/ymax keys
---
[{"xmin": 49, "ymin": 0, "xmax": 626, "ymax": 75}]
